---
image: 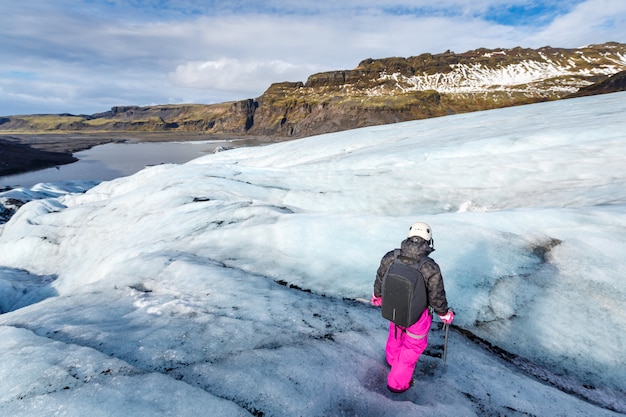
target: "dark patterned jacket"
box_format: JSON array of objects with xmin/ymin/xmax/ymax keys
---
[{"xmin": 373, "ymin": 237, "xmax": 449, "ymax": 316}]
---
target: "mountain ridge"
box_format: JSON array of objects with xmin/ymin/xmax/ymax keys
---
[{"xmin": 1, "ymin": 42, "xmax": 626, "ymax": 139}]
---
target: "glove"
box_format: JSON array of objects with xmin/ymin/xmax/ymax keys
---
[
  {"xmin": 439, "ymin": 310, "xmax": 454, "ymax": 324},
  {"xmin": 371, "ymin": 294, "xmax": 382, "ymax": 307}
]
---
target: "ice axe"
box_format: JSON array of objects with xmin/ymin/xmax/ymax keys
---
[
  {"xmin": 441, "ymin": 308, "xmax": 454, "ymax": 364},
  {"xmin": 443, "ymin": 322, "xmax": 449, "ymax": 365}
]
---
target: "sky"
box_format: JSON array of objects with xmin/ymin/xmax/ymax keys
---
[
  {"xmin": 1, "ymin": 92, "xmax": 625, "ymax": 415},
  {"xmin": 1, "ymin": 0, "xmax": 626, "ymax": 116}
]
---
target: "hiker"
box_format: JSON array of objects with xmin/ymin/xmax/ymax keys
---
[{"xmin": 371, "ymin": 221, "xmax": 454, "ymax": 393}]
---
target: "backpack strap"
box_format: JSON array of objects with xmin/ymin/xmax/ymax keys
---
[{"xmin": 397, "ymin": 255, "xmax": 430, "ymax": 271}]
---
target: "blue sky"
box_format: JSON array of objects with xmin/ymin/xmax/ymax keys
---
[{"xmin": 1, "ymin": 0, "xmax": 624, "ymax": 116}]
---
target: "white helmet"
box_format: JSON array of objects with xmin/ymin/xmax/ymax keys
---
[{"xmin": 408, "ymin": 222, "xmax": 432, "ymax": 242}]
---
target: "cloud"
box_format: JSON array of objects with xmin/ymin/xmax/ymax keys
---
[
  {"xmin": 535, "ymin": 0, "xmax": 626, "ymax": 46},
  {"xmin": 1, "ymin": 0, "xmax": 625, "ymax": 115},
  {"xmin": 170, "ymin": 58, "xmax": 318, "ymax": 92}
]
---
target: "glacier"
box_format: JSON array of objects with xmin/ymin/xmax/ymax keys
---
[{"xmin": 1, "ymin": 92, "xmax": 625, "ymax": 416}]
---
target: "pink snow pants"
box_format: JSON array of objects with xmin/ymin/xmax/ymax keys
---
[{"xmin": 385, "ymin": 308, "xmax": 432, "ymax": 392}]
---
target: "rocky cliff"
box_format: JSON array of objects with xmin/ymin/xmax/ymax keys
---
[{"xmin": 2, "ymin": 42, "xmax": 626, "ymax": 138}]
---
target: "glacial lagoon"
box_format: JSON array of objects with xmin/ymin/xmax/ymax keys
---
[{"xmin": 1, "ymin": 140, "xmax": 234, "ymax": 188}]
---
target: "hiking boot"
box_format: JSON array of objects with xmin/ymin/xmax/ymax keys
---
[{"xmin": 387, "ymin": 379, "xmax": 414, "ymax": 393}]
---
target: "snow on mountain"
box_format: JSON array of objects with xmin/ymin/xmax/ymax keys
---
[
  {"xmin": 1, "ymin": 92, "xmax": 625, "ymax": 416},
  {"xmin": 371, "ymin": 47, "xmax": 626, "ymax": 95},
  {"xmin": 377, "ymin": 60, "xmax": 584, "ymax": 94}
]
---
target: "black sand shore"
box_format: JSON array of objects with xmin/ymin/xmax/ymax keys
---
[{"xmin": 1, "ymin": 137, "xmax": 79, "ymax": 177}]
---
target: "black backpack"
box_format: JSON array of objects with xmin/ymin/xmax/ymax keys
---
[{"xmin": 381, "ymin": 250, "xmax": 429, "ymax": 327}]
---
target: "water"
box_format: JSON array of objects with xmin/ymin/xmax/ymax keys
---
[{"xmin": 0, "ymin": 140, "xmax": 233, "ymax": 188}]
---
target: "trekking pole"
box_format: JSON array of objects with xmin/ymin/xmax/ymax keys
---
[{"xmin": 443, "ymin": 323, "xmax": 449, "ymax": 365}]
